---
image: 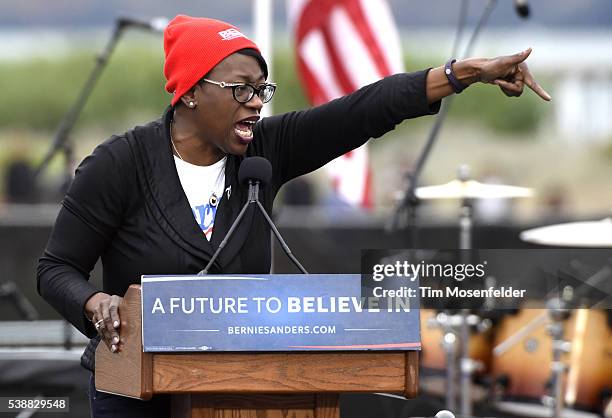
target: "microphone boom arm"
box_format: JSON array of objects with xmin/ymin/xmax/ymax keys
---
[
  {"xmin": 34, "ymin": 19, "xmax": 126, "ymax": 180},
  {"xmin": 34, "ymin": 15, "xmax": 168, "ymax": 182}
]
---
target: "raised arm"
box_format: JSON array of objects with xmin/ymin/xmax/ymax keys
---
[{"xmin": 257, "ymin": 49, "xmax": 550, "ymax": 187}]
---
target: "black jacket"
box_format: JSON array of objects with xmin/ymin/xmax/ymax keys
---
[{"xmin": 37, "ymin": 70, "xmax": 440, "ymax": 370}]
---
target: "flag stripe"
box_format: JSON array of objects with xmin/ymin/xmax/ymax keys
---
[
  {"xmin": 329, "ymin": 6, "xmax": 381, "ymax": 88},
  {"xmin": 290, "ymin": 0, "xmax": 403, "ymax": 208},
  {"xmin": 319, "ymin": 19, "xmax": 356, "ymax": 97},
  {"xmin": 299, "ymin": 30, "xmax": 343, "ymax": 102},
  {"xmin": 343, "ymin": 0, "xmax": 393, "ymax": 77},
  {"xmin": 358, "ymin": 0, "xmax": 404, "ymax": 74}
]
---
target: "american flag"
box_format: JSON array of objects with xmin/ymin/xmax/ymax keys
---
[{"xmin": 288, "ymin": 0, "xmax": 404, "ymax": 208}]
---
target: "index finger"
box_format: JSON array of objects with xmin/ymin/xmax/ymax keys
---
[{"xmin": 524, "ymin": 74, "xmax": 552, "ymax": 101}]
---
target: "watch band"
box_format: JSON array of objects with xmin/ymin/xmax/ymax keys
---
[{"xmin": 444, "ymin": 59, "xmax": 466, "ymax": 94}]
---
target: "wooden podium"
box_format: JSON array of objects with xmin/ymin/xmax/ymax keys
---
[{"xmin": 96, "ymin": 285, "xmax": 419, "ymax": 418}]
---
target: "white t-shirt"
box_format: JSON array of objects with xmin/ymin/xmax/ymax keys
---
[{"xmin": 173, "ymin": 155, "xmax": 227, "ymax": 241}]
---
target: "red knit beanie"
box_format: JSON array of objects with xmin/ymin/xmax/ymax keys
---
[{"xmin": 163, "ymin": 15, "xmax": 261, "ymax": 106}]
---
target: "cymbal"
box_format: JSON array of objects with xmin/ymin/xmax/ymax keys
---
[
  {"xmin": 520, "ymin": 218, "xmax": 612, "ymax": 247},
  {"xmin": 415, "ymin": 180, "xmax": 534, "ymax": 200}
]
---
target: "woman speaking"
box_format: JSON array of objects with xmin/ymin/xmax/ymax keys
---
[{"xmin": 37, "ymin": 14, "xmax": 550, "ymax": 418}]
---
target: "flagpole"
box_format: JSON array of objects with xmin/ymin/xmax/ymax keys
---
[{"xmin": 253, "ymin": 0, "xmax": 273, "ymax": 117}]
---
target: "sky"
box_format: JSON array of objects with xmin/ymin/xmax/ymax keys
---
[{"xmin": 1, "ymin": 0, "xmax": 611, "ymax": 29}]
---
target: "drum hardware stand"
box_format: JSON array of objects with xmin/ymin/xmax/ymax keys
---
[
  {"xmin": 458, "ymin": 165, "xmax": 481, "ymax": 418},
  {"xmin": 458, "ymin": 312, "xmax": 491, "ymax": 418},
  {"xmin": 428, "ymin": 312, "xmax": 460, "ymax": 412},
  {"xmin": 444, "ymin": 330, "xmax": 459, "ymax": 412},
  {"xmin": 458, "ymin": 166, "xmax": 473, "ymax": 251},
  {"xmin": 428, "ymin": 310, "xmax": 491, "ymax": 417},
  {"xmin": 421, "ymin": 165, "xmax": 493, "ymax": 417},
  {"xmin": 542, "ymin": 297, "xmax": 572, "ymax": 418},
  {"xmin": 459, "ymin": 308, "xmax": 474, "ymax": 418}
]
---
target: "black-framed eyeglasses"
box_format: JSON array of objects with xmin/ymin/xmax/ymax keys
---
[{"xmin": 201, "ymin": 78, "xmax": 277, "ymax": 104}]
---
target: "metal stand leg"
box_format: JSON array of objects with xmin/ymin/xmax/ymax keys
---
[
  {"xmin": 443, "ymin": 330, "xmax": 458, "ymax": 412},
  {"xmin": 432, "ymin": 311, "xmax": 490, "ymax": 417},
  {"xmin": 460, "ymin": 310, "xmax": 472, "ymax": 418},
  {"xmin": 458, "ymin": 172, "xmax": 474, "ymax": 418},
  {"xmin": 459, "ymin": 205, "xmax": 472, "ymax": 252},
  {"xmin": 546, "ymin": 298, "xmax": 571, "ymax": 418},
  {"xmin": 548, "ymin": 320, "xmax": 567, "ymax": 418}
]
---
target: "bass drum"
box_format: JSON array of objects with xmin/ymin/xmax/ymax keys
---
[{"xmin": 491, "ymin": 308, "xmax": 612, "ymax": 418}]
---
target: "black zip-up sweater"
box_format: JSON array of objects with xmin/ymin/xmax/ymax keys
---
[{"xmin": 37, "ymin": 70, "xmax": 440, "ymax": 370}]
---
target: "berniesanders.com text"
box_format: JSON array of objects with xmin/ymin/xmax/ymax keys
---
[{"xmin": 227, "ymin": 325, "xmax": 336, "ymax": 335}]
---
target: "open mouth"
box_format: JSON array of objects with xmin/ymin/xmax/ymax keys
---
[{"xmin": 234, "ymin": 116, "xmax": 259, "ymax": 144}]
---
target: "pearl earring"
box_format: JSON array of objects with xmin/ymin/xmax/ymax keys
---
[{"xmin": 188, "ymin": 101, "xmax": 195, "ymax": 108}]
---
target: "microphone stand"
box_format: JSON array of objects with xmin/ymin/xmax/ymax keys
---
[
  {"xmin": 199, "ymin": 180, "xmax": 308, "ymax": 275},
  {"xmin": 33, "ymin": 18, "xmax": 129, "ymax": 188},
  {"xmin": 388, "ymin": 0, "xmax": 498, "ymax": 244}
]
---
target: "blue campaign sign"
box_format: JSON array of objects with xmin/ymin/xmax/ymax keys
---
[{"xmin": 141, "ymin": 274, "xmax": 420, "ymax": 352}]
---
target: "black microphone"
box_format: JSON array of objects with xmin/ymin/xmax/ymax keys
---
[
  {"xmin": 514, "ymin": 0, "xmax": 530, "ymax": 18},
  {"xmin": 199, "ymin": 157, "xmax": 307, "ymax": 275},
  {"xmin": 238, "ymin": 156, "xmax": 272, "ymax": 186},
  {"xmin": 238, "ymin": 156, "xmax": 272, "ymax": 205},
  {"xmin": 117, "ymin": 16, "xmax": 169, "ymax": 33}
]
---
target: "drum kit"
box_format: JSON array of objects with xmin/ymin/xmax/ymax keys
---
[{"xmin": 412, "ymin": 166, "xmax": 612, "ymax": 418}]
